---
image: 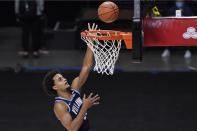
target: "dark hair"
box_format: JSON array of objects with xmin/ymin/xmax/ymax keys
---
[{"xmin": 42, "ymin": 70, "xmax": 61, "ymax": 97}]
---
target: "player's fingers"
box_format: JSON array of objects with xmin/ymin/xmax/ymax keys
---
[
  {"xmin": 94, "ymin": 25, "xmax": 98, "ymax": 30},
  {"xmin": 83, "ymin": 94, "xmax": 86, "ymax": 99},
  {"xmin": 93, "ymin": 97, "xmax": 100, "ymax": 102},
  {"xmin": 92, "ymin": 94, "xmax": 98, "ymax": 99},
  {"xmin": 92, "ymin": 95, "xmax": 99, "ymax": 100},
  {"xmin": 92, "ymin": 23, "xmax": 95, "ymax": 30},
  {"xmin": 93, "ymin": 102, "xmax": 100, "ymax": 105},
  {"xmin": 88, "ymin": 93, "xmax": 93, "ymax": 98},
  {"xmin": 88, "ymin": 23, "xmax": 90, "ymax": 30}
]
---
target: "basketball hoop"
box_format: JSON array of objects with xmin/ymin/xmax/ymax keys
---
[{"xmin": 81, "ymin": 30, "xmax": 132, "ymax": 75}]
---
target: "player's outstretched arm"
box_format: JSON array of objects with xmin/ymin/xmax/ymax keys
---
[
  {"xmin": 54, "ymin": 93, "xmax": 100, "ymax": 131},
  {"xmin": 71, "ymin": 23, "xmax": 98, "ymax": 91}
]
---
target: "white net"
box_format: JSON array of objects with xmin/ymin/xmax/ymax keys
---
[{"xmin": 81, "ymin": 31, "xmax": 122, "ymax": 75}]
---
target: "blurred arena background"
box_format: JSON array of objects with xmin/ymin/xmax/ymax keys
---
[{"xmin": 1, "ymin": 0, "xmax": 197, "ymax": 131}]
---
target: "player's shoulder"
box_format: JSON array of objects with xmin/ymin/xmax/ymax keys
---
[
  {"xmin": 54, "ymin": 101, "xmax": 69, "ymax": 112},
  {"xmin": 54, "ymin": 101, "xmax": 70, "ymax": 120}
]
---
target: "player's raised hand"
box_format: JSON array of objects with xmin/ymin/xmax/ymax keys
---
[
  {"xmin": 82, "ymin": 93, "xmax": 100, "ymax": 110},
  {"xmin": 88, "ymin": 23, "xmax": 98, "ymax": 31},
  {"xmin": 86, "ymin": 23, "xmax": 99, "ymax": 42}
]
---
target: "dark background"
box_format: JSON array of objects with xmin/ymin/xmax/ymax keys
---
[
  {"xmin": 0, "ymin": 1, "xmax": 197, "ymax": 27},
  {"xmin": 1, "ymin": 70, "xmax": 197, "ymax": 131}
]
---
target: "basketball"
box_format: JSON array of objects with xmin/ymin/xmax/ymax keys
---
[{"xmin": 98, "ymin": 1, "xmax": 119, "ymax": 23}]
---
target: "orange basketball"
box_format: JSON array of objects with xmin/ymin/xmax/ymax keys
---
[{"xmin": 98, "ymin": 1, "xmax": 119, "ymax": 23}]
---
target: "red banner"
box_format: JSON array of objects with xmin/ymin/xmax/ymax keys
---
[{"xmin": 144, "ymin": 17, "xmax": 197, "ymax": 47}]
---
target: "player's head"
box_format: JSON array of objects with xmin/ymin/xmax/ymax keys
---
[{"xmin": 43, "ymin": 70, "xmax": 70, "ymax": 96}]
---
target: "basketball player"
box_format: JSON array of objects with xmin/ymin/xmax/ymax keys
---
[{"xmin": 42, "ymin": 23, "xmax": 100, "ymax": 131}]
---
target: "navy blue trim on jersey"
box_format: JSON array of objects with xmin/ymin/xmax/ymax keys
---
[
  {"xmin": 55, "ymin": 95, "xmax": 74, "ymax": 102},
  {"xmin": 55, "ymin": 95, "xmax": 74, "ymax": 113}
]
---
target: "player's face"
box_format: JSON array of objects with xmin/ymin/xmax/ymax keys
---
[{"xmin": 53, "ymin": 74, "xmax": 70, "ymax": 91}]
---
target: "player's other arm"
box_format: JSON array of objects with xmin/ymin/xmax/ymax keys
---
[
  {"xmin": 54, "ymin": 93, "xmax": 100, "ymax": 131},
  {"xmin": 71, "ymin": 23, "xmax": 97, "ymax": 91},
  {"xmin": 54, "ymin": 102, "xmax": 86, "ymax": 131}
]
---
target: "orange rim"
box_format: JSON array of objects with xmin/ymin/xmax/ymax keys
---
[
  {"xmin": 81, "ymin": 30, "xmax": 122, "ymax": 40},
  {"xmin": 121, "ymin": 32, "xmax": 132, "ymax": 49},
  {"xmin": 81, "ymin": 30, "xmax": 132, "ymax": 49}
]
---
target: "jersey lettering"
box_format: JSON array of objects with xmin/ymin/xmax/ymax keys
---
[{"xmin": 72, "ymin": 97, "xmax": 82, "ymax": 115}]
